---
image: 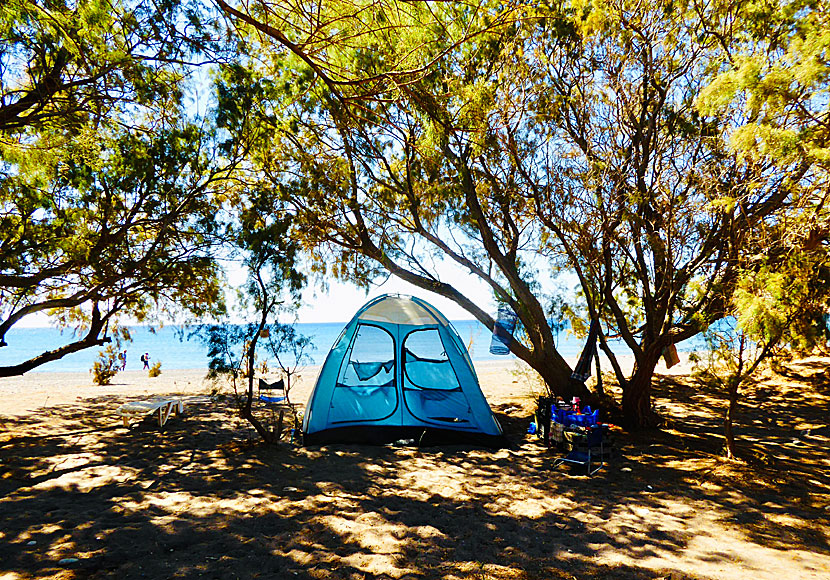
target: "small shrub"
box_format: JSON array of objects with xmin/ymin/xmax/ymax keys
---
[
  {"xmin": 92, "ymin": 344, "xmax": 121, "ymax": 385},
  {"xmin": 148, "ymin": 361, "xmax": 162, "ymax": 377}
]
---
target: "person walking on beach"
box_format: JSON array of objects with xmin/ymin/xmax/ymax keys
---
[
  {"xmin": 120, "ymin": 350, "xmax": 127, "ymax": 371},
  {"xmin": 141, "ymin": 352, "xmax": 150, "ymax": 370}
]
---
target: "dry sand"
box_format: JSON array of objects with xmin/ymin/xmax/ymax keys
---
[
  {"xmin": 1, "ymin": 354, "xmax": 828, "ymax": 580},
  {"xmin": 0, "ymin": 352, "xmax": 693, "ymax": 417}
]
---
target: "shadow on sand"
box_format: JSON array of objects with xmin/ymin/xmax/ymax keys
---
[{"xmin": 0, "ymin": 361, "xmax": 828, "ymax": 579}]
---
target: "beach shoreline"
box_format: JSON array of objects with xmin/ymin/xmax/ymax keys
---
[{"xmin": 0, "ymin": 352, "xmax": 697, "ymax": 418}]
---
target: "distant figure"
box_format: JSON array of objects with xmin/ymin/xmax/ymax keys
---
[
  {"xmin": 119, "ymin": 350, "xmax": 127, "ymax": 371},
  {"xmin": 141, "ymin": 352, "xmax": 150, "ymax": 370}
]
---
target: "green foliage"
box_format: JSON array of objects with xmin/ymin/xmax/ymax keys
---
[
  {"xmin": 0, "ymin": 120, "xmax": 231, "ymax": 374},
  {"xmin": 214, "ymin": 0, "xmax": 773, "ymax": 424},
  {"xmin": 262, "ymin": 322, "xmax": 313, "ymax": 400},
  {"xmin": 90, "ymin": 326, "xmax": 131, "ymax": 385},
  {"xmin": 263, "ymin": 323, "xmax": 312, "ymax": 369},
  {"xmin": 194, "ymin": 317, "xmax": 310, "ymax": 442},
  {"xmin": 691, "ymin": 244, "xmax": 830, "ymax": 457},
  {"xmin": 91, "ymin": 344, "xmax": 121, "ymax": 385},
  {"xmin": 197, "ymin": 323, "xmax": 251, "ymax": 387},
  {"xmin": 202, "ymin": 0, "xmax": 830, "ymax": 428},
  {"xmin": 0, "ymin": 0, "xmax": 215, "ymax": 138},
  {"xmin": 734, "ymin": 253, "xmax": 829, "ymax": 350},
  {"xmin": 696, "ymin": 1, "xmax": 830, "ymax": 169},
  {"xmin": 0, "ymin": 0, "xmax": 234, "ymax": 375}
]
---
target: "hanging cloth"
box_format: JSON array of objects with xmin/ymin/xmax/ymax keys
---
[
  {"xmin": 489, "ymin": 303, "xmax": 518, "ymax": 355},
  {"xmin": 571, "ymin": 319, "xmax": 600, "ymax": 382},
  {"xmin": 662, "ymin": 344, "xmax": 680, "ymax": 368},
  {"xmin": 352, "ymin": 360, "xmax": 395, "ymax": 381}
]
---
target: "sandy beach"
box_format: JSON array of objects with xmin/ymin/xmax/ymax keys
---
[
  {"xmin": 0, "ymin": 352, "xmax": 694, "ymax": 417},
  {"xmin": 1, "ymin": 354, "xmax": 827, "ymax": 580}
]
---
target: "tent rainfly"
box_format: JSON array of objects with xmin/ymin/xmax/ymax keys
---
[{"xmin": 302, "ymin": 294, "xmax": 505, "ymax": 446}]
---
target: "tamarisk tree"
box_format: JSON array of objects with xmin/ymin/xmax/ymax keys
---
[
  {"xmin": 214, "ymin": 0, "xmax": 824, "ymax": 425},
  {"xmin": 0, "ymin": 0, "xmax": 232, "ymax": 374}
]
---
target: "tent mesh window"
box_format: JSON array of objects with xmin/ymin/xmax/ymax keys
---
[
  {"xmin": 331, "ymin": 324, "xmax": 397, "ymax": 423},
  {"xmin": 403, "ymin": 328, "xmax": 472, "ymax": 424}
]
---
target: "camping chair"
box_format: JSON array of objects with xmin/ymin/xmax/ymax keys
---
[
  {"xmin": 258, "ymin": 378, "xmax": 286, "ymax": 404},
  {"xmin": 553, "ymin": 426, "xmax": 605, "ymax": 475},
  {"xmin": 258, "ymin": 378, "xmax": 301, "ymax": 442}
]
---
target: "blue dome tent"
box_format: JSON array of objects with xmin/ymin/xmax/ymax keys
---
[{"xmin": 302, "ymin": 294, "xmax": 505, "ymax": 446}]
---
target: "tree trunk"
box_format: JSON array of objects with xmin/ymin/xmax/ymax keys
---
[
  {"xmin": 240, "ymin": 289, "xmax": 277, "ymax": 444},
  {"xmin": 240, "ymin": 348, "xmax": 276, "ymax": 444},
  {"xmin": 724, "ymin": 376, "xmax": 739, "ymax": 460},
  {"xmin": 534, "ymin": 353, "xmax": 592, "ymax": 402},
  {"xmin": 593, "ymin": 350, "xmax": 604, "ymax": 395},
  {"xmin": 622, "ymin": 349, "xmax": 661, "ymax": 428},
  {"xmin": 0, "ymin": 301, "xmax": 111, "ymax": 376},
  {"xmin": 240, "ymin": 402, "xmax": 275, "ymax": 443},
  {"xmin": 724, "ymin": 336, "xmax": 746, "ymax": 459}
]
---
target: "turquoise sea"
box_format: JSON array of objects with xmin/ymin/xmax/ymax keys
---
[
  {"xmin": 0, "ymin": 321, "xmax": 568, "ymax": 373},
  {"xmin": 0, "ymin": 320, "xmax": 704, "ymax": 374}
]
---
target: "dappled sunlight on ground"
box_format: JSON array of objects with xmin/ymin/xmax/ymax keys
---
[{"xmin": 0, "ymin": 358, "xmax": 829, "ymax": 579}]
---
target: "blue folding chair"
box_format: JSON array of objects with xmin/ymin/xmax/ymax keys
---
[
  {"xmin": 553, "ymin": 426, "xmax": 605, "ymax": 475},
  {"xmin": 258, "ymin": 378, "xmax": 286, "ymax": 404}
]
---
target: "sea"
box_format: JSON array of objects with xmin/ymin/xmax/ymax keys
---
[{"xmin": 0, "ymin": 320, "xmax": 703, "ymax": 373}]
